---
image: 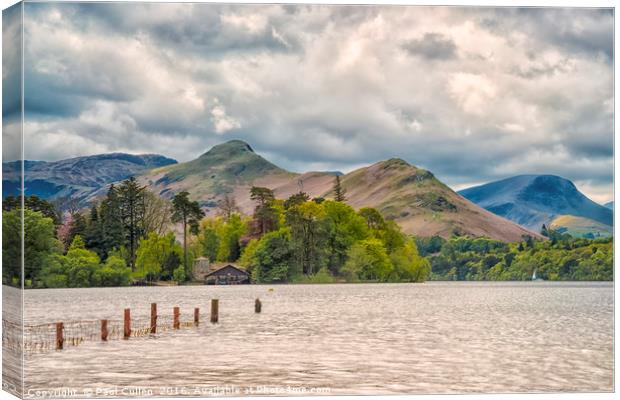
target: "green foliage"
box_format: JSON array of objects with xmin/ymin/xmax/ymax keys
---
[
  {"xmin": 198, "ymin": 214, "xmax": 248, "ymax": 263},
  {"xmin": 390, "ymin": 240, "xmax": 431, "ymax": 282},
  {"xmin": 285, "ymin": 201, "xmax": 329, "ymax": 276},
  {"xmin": 215, "ymin": 214, "xmax": 246, "ymax": 262},
  {"xmin": 200, "ymin": 226, "xmax": 220, "ymax": 261},
  {"xmin": 3, "ymin": 195, "xmax": 61, "ymax": 225},
  {"xmin": 173, "ymin": 266, "xmax": 186, "ymax": 283},
  {"xmin": 117, "ymin": 177, "xmax": 148, "ymax": 270},
  {"xmin": 359, "ymin": 207, "xmax": 386, "ymax": 230},
  {"xmin": 172, "ymin": 191, "xmax": 205, "ymax": 275},
  {"xmin": 322, "ymin": 200, "xmax": 369, "ymax": 274},
  {"xmin": 96, "ymin": 256, "xmax": 131, "ymax": 287},
  {"xmin": 284, "ymin": 192, "xmax": 310, "ymax": 209},
  {"xmin": 37, "ymin": 236, "xmax": 132, "ymax": 288},
  {"xmin": 2, "ymin": 208, "xmax": 62, "ymax": 286},
  {"xmin": 428, "ymin": 235, "xmax": 613, "ymax": 281},
  {"xmin": 415, "ymin": 235, "xmax": 446, "ymax": 256},
  {"xmin": 135, "ymin": 232, "xmax": 182, "ymax": 282},
  {"xmin": 250, "ymin": 186, "xmax": 279, "ymax": 235},
  {"xmin": 293, "ymin": 267, "xmax": 336, "ymax": 284},
  {"xmin": 252, "ymin": 228, "xmax": 293, "ymax": 283},
  {"xmin": 333, "ymin": 175, "xmax": 347, "ymax": 202},
  {"xmin": 343, "ymin": 239, "xmax": 393, "ymax": 282}
]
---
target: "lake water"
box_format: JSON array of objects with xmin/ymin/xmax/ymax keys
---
[{"xmin": 2, "ymin": 282, "xmax": 614, "ymax": 397}]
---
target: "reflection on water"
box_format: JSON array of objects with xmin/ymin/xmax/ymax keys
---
[{"xmin": 3, "ymin": 282, "xmax": 614, "ymax": 396}]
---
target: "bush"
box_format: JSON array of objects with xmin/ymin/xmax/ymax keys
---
[{"xmin": 173, "ymin": 266, "xmax": 186, "ymax": 283}]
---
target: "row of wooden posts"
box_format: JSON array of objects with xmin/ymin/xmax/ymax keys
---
[{"xmin": 55, "ymin": 298, "xmax": 263, "ymax": 350}]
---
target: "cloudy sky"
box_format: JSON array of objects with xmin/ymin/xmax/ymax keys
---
[{"xmin": 2, "ymin": 3, "xmax": 614, "ymax": 202}]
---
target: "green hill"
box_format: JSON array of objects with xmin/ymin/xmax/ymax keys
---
[
  {"xmin": 550, "ymin": 215, "xmax": 613, "ymax": 238},
  {"xmin": 139, "ymin": 140, "xmax": 540, "ymax": 242},
  {"xmin": 139, "ymin": 140, "xmax": 294, "ymax": 206}
]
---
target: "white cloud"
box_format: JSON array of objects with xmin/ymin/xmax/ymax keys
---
[{"xmin": 14, "ymin": 4, "xmax": 613, "ymax": 202}]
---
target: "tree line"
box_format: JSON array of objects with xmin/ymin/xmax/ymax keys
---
[
  {"xmin": 2, "ymin": 174, "xmax": 612, "ymax": 287},
  {"xmin": 417, "ymin": 232, "xmax": 612, "ymax": 281},
  {"xmin": 2, "ymin": 177, "xmax": 204, "ymax": 287},
  {"xmin": 195, "ymin": 184, "xmax": 431, "ymax": 283}
]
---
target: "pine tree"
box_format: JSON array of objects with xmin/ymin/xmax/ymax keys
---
[
  {"xmin": 100, "ymin": 185, "xmax": 124, "ymax": 258},
  {"xmin": 117, "ymin": 178, "xmax": 146, "ymax": 271},
  {"xmin": 172, "ymin": 191, "xmax": 205, "ymax": 278},
  {"xmin": 68, "ymin": 212, "xmax": 87, "ymax": 250},
  {"xmin": 333, "ymin": 175, "xmax": 347, "ymax": 202},
  {"xmin": 84, "ymin": 204, "xmax": 104, "ymax": 257}
]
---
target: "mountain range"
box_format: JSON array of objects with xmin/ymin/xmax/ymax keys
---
[
  {"xmin": 459, "ymin": 175, "xmax": 613, "ymax": 238},
  {"xmin": 135, "ymin": 140, "xmax": 537, "ymax": 241},
  {"xmin": 2, "ymin": 153, "xmax": 177, "ymax": 202},
  {"xmin": 7, "ymin": 139, "xmax": 611, "ymax": 241}
]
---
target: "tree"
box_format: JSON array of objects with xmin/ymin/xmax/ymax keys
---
[
  {"xmin": 117, "ymin": 177, "xmax": 146, "ymax": 270},
  {"xmin": 250, "ymin": 186, "xmax": 278, "ymax": 235},
  {"xmin": 99, "ymin": 184, "xmax": 124, "ymax": 258},
  {"xmin": 173, "ymin": 266, "xmax": 186, "ymax": 283},
  {"xmin": 2, "ymin": 208, "xmax": 61, "ymax": 286},
  {"xmin": 84, "ymin": 205, "xmax": 104, "ymax": 257},
  {"xmin": 200, "ymin": 225, "xmax": 220, "ymax": 262},
  {"xmin": 390, "ymin": 240, "xmax": 430, "ymax": 282},
  {"xmin": 238, "ymin": 238, "xmax": 260, "ymax": 275},
  {"xmin": 285, "ymin": 201, "xmax": 329, "ymax": 276},
  {"xmin": 135, "ymin": 232, "xmax": 183, "ymax": 282},
  {"xmin": 142, "ymin": 190, "xmax": 172, "ymax": 235},
  {"xmin": 67, "ymin": 211, "xmax": 88, "ymax": 249},
  {"xmin": 172, "ymin": 191, "xmax": 205, "ymax": 277},
  {"xmin": 284, "ymin": 192, "xmax": 310, "ymax": 209},
  {"xmin": 323, "ymin": 200, "xmax": 368, "ymax": 274},
  {"xmin": 62, "ymin": 235, "xmax": 102, "ymax": 287},
  {"xmin": 343, "ymin": 239, "xmax": 393, "ymax": 282},
  {"xmin": 3, "ymin": 195, "xmax": 61, "ymax": 225},
  {"xmin": 96, "ymin": 255, "xmax": 131, "ymax": 287},
  {"xmin": 359, "ymin": 207, "xmax": 386, "ymax": 230},
  {"xmin": 333, "ymin": 175, "xmax": 347, "ymax": 202},
  {"xmin": 218, "ymin": 194, "xmax": 239, "ymax": 221},
  {"xmin": 253, "ymin": 228, "xmax": 293, "ymax": 283}
]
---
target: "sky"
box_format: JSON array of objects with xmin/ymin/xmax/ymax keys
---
[{"xmin": 2, "ymin": 3, "xmax": 614, "ymax": 203}]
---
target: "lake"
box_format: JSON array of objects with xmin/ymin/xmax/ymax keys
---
[{"xmin": 2, "ymin": 282, "xmax": 614, "ymax": 397}]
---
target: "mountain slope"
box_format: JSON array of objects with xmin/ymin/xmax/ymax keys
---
[
  {"xmin": 139, "ymin": 140, "xmax": 295, "ymax": 207},
  {"xmin": 549, "ymin": 215, "xmax": 613, "ymax": 238},
  {"xmin": 459, "ymin": 175, "xmax": 612, "ymax": 232},
  {"xmin": 3, "ymin": 153, "xmax": 177, "ymax": 203},
  {"xmin": 604, "ymin": 201, "xmax": 614, "ymax": 210},
  {"xmin": 140, "ymin": 141, "xmax": 539, "ymax": 241},
  {"xmin": 330, "ymin": 159, "xmax": 538, "ymax": 241}
]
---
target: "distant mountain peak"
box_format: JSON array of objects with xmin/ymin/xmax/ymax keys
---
[
  {"xmin": 459, "ymin": 174, "xmax": 612, "ymax": 232},
  {"xmin": 200, "ymin": 139, "xmax": 255, "ymax": 158}
]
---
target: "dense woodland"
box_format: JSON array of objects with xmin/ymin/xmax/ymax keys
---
[{"xmin": 2, "ymin": 176, "xmax": 613, "ymax": 288}]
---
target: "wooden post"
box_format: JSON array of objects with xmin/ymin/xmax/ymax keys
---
[
  {"xmin": 123, "ymin": 308, "xmax": 131, "ymax": 339},
  {"xmin": 101, "ymin": 320, "xmax": 108, "ymax": 342},
  {"xmin": 55, "ymin": 322, "xmax": 64, "ymax": 350},
  {"xmin": 194, "ymin": 308, "xmax": 200, "ymax": 326},
  {"xmin": 173, "ymin": 306, "xmax": 180, "ymax": 329},
  {"xmin": 210, "ymin": 299, "xmax": 219, "ymax": 324},
  {"xmin": 255, "ymin": 298, "xmax": 262, "ymax": 313},
  {"xmin": 150, "ymin": 303, "xmax": 157, "ymax": 334}
]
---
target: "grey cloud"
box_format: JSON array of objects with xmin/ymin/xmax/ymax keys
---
[
  {"xmin": 14, "ymin": 4, "xmax": 614, "ymax": 202},
  {"xmin": 402, "ymin": 33, "xmax": 458, "ymax": 60}
]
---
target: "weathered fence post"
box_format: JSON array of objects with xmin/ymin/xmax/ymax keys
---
[
  {"xmin": 255, "ymin": 298, "xmax": 262, "ymax": 313},
  {"xmin": 101, "ymin": 320, "xmax": 108, "ymax": 342},
  {"xmin": 150, "ymin": 303, "xmax": 157, "ymax": 334},
  {"xmin": 211, "ymin": 299, "xmax": 219, "ymax": 324},
  {"xmin": 194, "ymin": 308, "xmax": 200, "ymax": 326},
  {"xmin": 55, "ymin": 322, "xmax": 64, "ymax": 350},
  {"xmin": 124, "ymin": 308, "xmax": 131, "ymax": 339},
  {"xmin": 173, "ymin": 306, "xmax": 180, "ymax": 329}
]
